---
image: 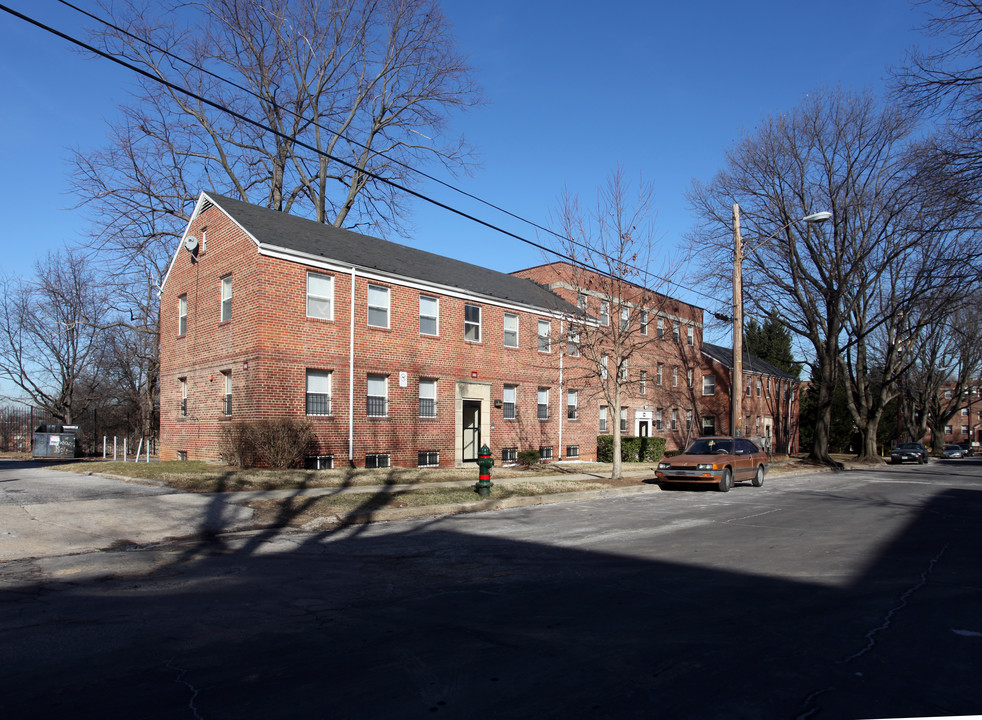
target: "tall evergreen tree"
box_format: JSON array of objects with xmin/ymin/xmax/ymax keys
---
[{"xmin": 744, "ymin": 309, "xmax": 801, "ymax": 379}]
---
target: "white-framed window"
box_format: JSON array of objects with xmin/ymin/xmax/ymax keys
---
[
  {"xmin": 220, "ymin": 275, "xmax": 232, "ymax": 322},
  {"xmin": 757, "ymin": 378, "xmax": 762, "ymax": 397},
  {"xmin": 671, "ymin": 408, "xmax": 678, "ymax": 431},
  {"xmin": 566, "ymin": 445, "xmax": 579, "ymax": 458},
  {"xmin": 703, "ymin": 374, "xmax": 716, "ymax": 396},
  {"xmin": 305, "ymin": 455, "xmax": 334, "ymax": 470},
  {"xmin": 656, "ymin": 408, "xmax": 663, "ymax": 431},
  {"xmin": 368, "ymin": 284, "xmax": 390, "ymax": 328},
  {"xmin": 502, "ymin": 447, "xmax": 518, "ymax": 463},
  {"xmin": 619, "ymin": 361, "xmax": 628, "ymax": 383},
  {"xmin": 222, "ymin": 371, "xmax": 232, "ymax": 416},
  {"xmin": 366, "ymin": 453, "xmax": 390, "ymax": 469},
  {"xmin": 539, "ymin": 446, "xmax": 553, "ymax": 460},
  {"xmin": 419, "ymin": 295, "xmax": 438, "ymax": 335},
  {"xmin": 657, "ymin": 317, "xmax": 665, "ymax": 339},
  {"xmin": 702, "ymin": 416, "xmax": 715, "ymax": 435},
  {"xmin": 944, "ymin": 389, "xmax": 953, "ymax": 399},
  {"xmin": 537, "ymin": 387, "xmax": 549, "ymax": 420},
  {"xmin": 687, "ymin": 369, "xmax": 693, "ymax": 388},
  {"xmin": 672, "ymin": 366, "xmax": 679, "ymax": 387},
  {"xmin": 672, "ymin": 322, "xmax": 679, "ymax": 342},
  {"xmin": 419, "ymin": 378, "xmax": 437, "ymax": 418},
  {"xmin": 465, "ymin": 304, "xmax": 481, "ymax": 341},
  {"xmin": 686, "ymin": 409, "xmax": 692, "ymax": 430},
  {"xmin": 746, "ymin": 377, "xmax": 752, "ymax": 396},
  {"xmin": 639, "ymin": 310, "xmax": 648, "ymax": 335},
  {"xmin": 961, "ymin": 407, "xmax": 969, "ymax": 416},
  {"xmin": 687, "ymin": 325, "xmax": 694, "ymax": 346},
  {"xmin": 945, "ymin": 425, "xmax": 953, "ymax": 435},
  {"xmin": 417, "ymin": 451, "xmax": 439, "ymax": 468},
  {"xmin": 179, "ymin": 377, "xmax": 187, "ymax": 417},
  {"xmin": 657, "ymin": 362, "xmax": 663, "ymax": 385},
  {"xmin": 567, "ymin": 331, "xmax": 580, "ymax": 357},
  {"xmin": 766, "ymin": 379, "xmax": 772, "ymax": 398},
  {"xmin": 503, "ymin": 312, "xmax": 519, "ymax": 348},
  {"xmin": 577, "ymin": 293, "xmax": 588, "ymax": 312},
  {"xmin": 367, "ymin": 374, "xmax": 388, "ymax": 417},
  {"xmin": 306, "ymin": 272, "xmax": 334, "ymax": 320},
  {"xmin": 962, "ymin": 424, "xmax": 970, "ymax": 434},
  {"xmin": 567, "ymin": 389, "xmax": 578, "ymax": 420},
  {"xmin": 600, "ymin": 300, "xmax": 610, "ymax": 326},
  {"xmin": 178, "ymin": 294, "xmax": 187, "ymax": 335},
  {"xmin": 639, "ymin": 370, "xmax": 647, "ymax": 394},
  {"xmin": 200, "ymin": 228, "xmax": 207, "ymax": 253},
  {"xmin": 503, "ymin": 384, "xmax": 517, "ymax": 420},
  {"xmin": 599, "ymin": 406, "xmax": 608, "ymax": 432},
  {"xmin": 620, "ymin": 307, "xmax": 629, "ymax": 332},
  {"xmin": 538, "ymin": 319, "xmax": 551, "ymax": 352},
  {"xmin": 601, "ymin": 355, "xmax": 608, "ymax": 379},
  {"xmin": 620, "ymin": 407, "xmax": 628, "ymax": 432},
  {"xmin": 306, "ymin": 370, "xmax": 331, "ymax": 416}
]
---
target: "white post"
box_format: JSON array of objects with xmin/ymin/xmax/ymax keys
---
[
  {"xmin": 103, "ymin": 436, "xmax": 106, "ymax": 459},
  {"xmin": 135, "ymin": 438, "xmax": 143, "ymax": 463},
  {"xmin": 123, "ymin": 437, "xmax": 127, "ymax": 462},
  {"xmin": 113, "ymin": 436, "xmax": 117, "ymax": 461},
  {"xmin": 145, "ymin": 439, "xmax": 151, "ymax": 463}
]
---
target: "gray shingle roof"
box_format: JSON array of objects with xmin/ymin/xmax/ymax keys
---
[
  {"xmin": 701, "ymin": 342, "xmax": 798, "ymax": 382},
  {"xmin": 203, "ymin": 192, "xmax": 577, "ymax": 314}
]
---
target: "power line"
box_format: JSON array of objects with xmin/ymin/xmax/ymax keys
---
[{"xmin": 3, "ymin": 1, "xmax": 728, "ymax": 310}]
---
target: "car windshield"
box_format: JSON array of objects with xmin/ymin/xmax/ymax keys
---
[
  {"xmin": 895, "ymin": 443, "xmax": 920, "ymax": 450},
  {"xmin": 685, "ymin": 438, "xmax": 733, "ymax": 455}
]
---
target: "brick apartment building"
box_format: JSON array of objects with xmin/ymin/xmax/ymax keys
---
[{"xmin": 159, "ymin": 191, "xmax": 799, "ymax": 467}]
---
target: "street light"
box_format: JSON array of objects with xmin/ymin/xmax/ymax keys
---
[{"xmin": 731, "ymin": 203, "xmax": 831, "ymax": 438}]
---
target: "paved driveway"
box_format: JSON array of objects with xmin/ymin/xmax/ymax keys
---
[{"xmin": 0, "ymin": 460, "xmax": 254, "ymax": 560}]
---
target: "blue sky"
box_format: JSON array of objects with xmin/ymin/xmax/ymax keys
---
[{"xmin": 0, "ymin": 0, "xmax": 939, "ymax": 328}]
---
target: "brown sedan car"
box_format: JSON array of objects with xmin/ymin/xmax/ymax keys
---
[{"xmin": 655, "ymin": 436, "xmax": 768, "ymax": 492}]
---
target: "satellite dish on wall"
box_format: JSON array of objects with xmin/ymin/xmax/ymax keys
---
[{"xmin": 183, "ymin": 236, "xmax": 199, "ymax": 254}]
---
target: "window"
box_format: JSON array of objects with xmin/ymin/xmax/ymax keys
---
[
  {"xmin": 567, "ymin": 331, "xmax": 580, "ymax": 357},
  {"xmin": 200, "ymin": 228, "xmax": 207, "ymax": 253},
  {"xmin": 657, "ymin": 317, "xmax": 665, "ymax": 339},
  {"xmin": 702, "ymin": 416, "xmax": 716, "ymax": 435},
  {"xmin": 178, "ymin": 295, "xmax": 187, "ymax": 335},
  {"xmin": 418, "ymin": 451, "xmax": 439, "ymax": 468},
  {"xmin": 307, "ymin": 272, "xmax": 333, "ymax": 319},
  {"xmin": 655, "ymin": 408, "xmax": 663, "ymax": 431},
  {"xmin": 222, "ymin": 371, "xmax": 232, "ymax": 416},
  {"xmin": 944, "ymin": 389, "xmax": 953, "ymax": 399},
  {"xmin": 686, "ymin": 409, "xmax": 692, "ymax": 430},
  {"xmin": 619, "ymin": 361, "xmax": 628, "ymax": 383},
  {"xmin": 601, "ymin": 355, "xmax": 608, "ymax": 379},
  {"xmin": 756, "ymin": 378, "xmax": 762, "ymax": 397},
  {"xmin": 672, "ymin": 366, "xmax": 678, "ymax": 387},
  {"xmin": 703, "ymin": 374, "xmax": 716, "ymax": 396},
  {"xmin": 961, "ymin": 407, "xmax": 969, "ymax": 416},
  {"xmin": 945, "ymin": 425, "xmax": 953, "ymax": 435},
  {"xmin": 180, "ymin": 377, "xmax": 187, "ymax": 417},
  {"xmin": 502, "ymin": 447, "xmax": 518, "ymax": 463},
  {"xmin": 419, "ymin": 378, "xmax": 437, "ymax": 418},
  {"xmin": 419, "ymin": 295, "xmax": 438, "ymax": 335},
  {"xmin": 687, "ymin": 369, "xmax": 693, "ymax": 388},
  {"xmin": 672, "ymin": 322, "xmax": 679, "ymax": 342},
  {"xmin": 746, "ymin": 377, "xmax": 752, "ymax": 396},
  {"xmin": 368, "ymin": 284, "xmax": 390, "ymax": 328},
  {"xmin": 504, "ymin": 313, "xmax": 519, "ymax": 347},
  {"xmin": 367, "ymin": 374, "xmax": 387, "ymax": 417},
  {"xmin": 657, "ymin": 363, "xmax": 663, "ymax": 386},
  {"xmin": 305, "ymin": 455, "xmax": 334, "ymax": 470},
  {"xmin": 566, "ymin": 446, "xmax": 579, "ymax": 458},
  {"xmin": 599, "ymin": 406, "xmax": 608, "ymax": 432},
  {"xmin": 567, "ymin": 389, "xmax": 578, "ymax": 420},
  {"xmin": 621, "ymin": 307, "xmax": 629, "ymax": 331},
  {"xmin": 620, "ymin": 407, "xmax": 628, "ymax": 432},
  {"xmin": 687, "ymin": 325, "xmax": 694, "ymax": 346},
  {"xmin": 639, "ymin": 310, "xmax": 648, "ymax": 335},
  {"xmin": 306, "ymin": 370, "xmax": 331, "ymax": 415},
  {"xmin": 962, "ymin": 424, "xmax": 970, "ymax": 435},
  {"xmin": 538, "ymin": 319, "xmax": 551, "ymax": 352},
  {"xmin": 537, "ymin": 387, "xmax": 549, "ymax": 420},
  {"xmin": 600, "ymin": 300, "xmax": 610, "ymax": 326},
  {"xmin": 671, "ymin": 408, "xmax": 678, "ymax": 431},
  {"xmin": 639, "ymin": 371, "xmax": 647, "ymax": 394},
  {"xmin": 465, "ymin": 304, "xmax": 481, "ymax": 341},
  {"xmin": 366, "ymin": 453, "xmax": 390, "ymax": 469},
  {"xmin": 177, "ymin": 451, "xmax": 188, "ymax": 461},
  {"xmin": 503, "ymin": 384, "xmax": 517, "ymax": 420},
  {"xmin": 220, "ymin": 276, "xmax": 232, "ymax": 322},
  {"xmin": 539, "ymin": 446, "xmax": 553, "ymax": 460},
  {"xmin": 577, "ymin": 293, "xmax": 588, "ymax": 312}
]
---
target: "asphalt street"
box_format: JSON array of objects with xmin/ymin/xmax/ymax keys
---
[{"xmin": 1, "ymin": 458, "xmax": 981, "ymax": 719}]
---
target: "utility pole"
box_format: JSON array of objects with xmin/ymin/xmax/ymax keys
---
[{"xmin": 732, "ymin": 203, "xmax": 743, "ymax": 437}]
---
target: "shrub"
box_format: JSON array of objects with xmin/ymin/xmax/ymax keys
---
[
  {"xmin": 219, "ymin": 418, "xmax": 313, "ymax": 468},
  {"xmin": 517, "ymin": 449, "xmax": 541, "ymax": 467},
  {"xmin": 597, "ymin": 435, "xmax": 667, "ymax": 463}
]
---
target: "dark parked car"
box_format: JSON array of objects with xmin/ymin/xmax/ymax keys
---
[
  {"xmin": 890, "ymin": 442, "xmax": 929, "ymax": 464},
  {"xmin": 655, "ymin": 436, "xmax": 768, "ymax": 492}
]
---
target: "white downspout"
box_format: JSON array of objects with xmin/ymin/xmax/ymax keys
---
[
  {"xmin": 349, "ymin": 268, "xmax": 356, "ymax": 464},
  {"xmin": 558, "ymin": 318, "xmax": 564, "ymax": 460}
]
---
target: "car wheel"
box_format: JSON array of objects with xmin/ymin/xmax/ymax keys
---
[
  {"xmin": 752, "ymin": 465, "xmax": 764, "ymax": 487},
  {"xmin": 920, "ymin": 455, "xmax": 928, "ymax": 464},
  {"xmin": 891, "ymin": 458, "xmax": 899, "ymax": 465},
  {"xmin": 718, "ymin": 468, "xmax": 732, "ymax": 493}
]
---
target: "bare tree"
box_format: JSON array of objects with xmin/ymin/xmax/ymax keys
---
[
  {"xmin": 688, "ymin": 87, "xmax": 966, "ymax": 465},
  {"xmin": 0, "ymin": 251, "xmax": 112, "ymax": 424},
  {"xmin": 545, "ymin": 170, "xmax": 685, "ymax": 478}
]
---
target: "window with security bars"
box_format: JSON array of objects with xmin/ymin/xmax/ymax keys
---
[
  {"xmin": 366, "ymin": 453, "xmax": 390, "ymax": 469},
  {"xmin": 367, "ymin": 374, "xmax": 387, "ymax": 417},
  {"xmin": 503, "ymin": 384, "xmax": 517, "ymax": 420},
  {"xmin": 566, "ymin": 446, "xmax": 579, "ymax": 458},
  {"xmin": 306, "ymin": 370, "xmax": 331, "ymax": 415},
  {"xmin": 502, "ymin": 447, "xmax": 517, "ymax": 463},
  {"xmin": 419, "ymin": 378, "xmax": 436, "ymax": 418},
  {"xmin": 305, "ymin": 455, "xmax": 334, "ymax": 470},
  {"xmin": 539, "ymin": 446, "xmax": 553, "ymax": 460},
  {"xmin": 417, "ymin": 451, "xmax": 439, "ymax": 467}
]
